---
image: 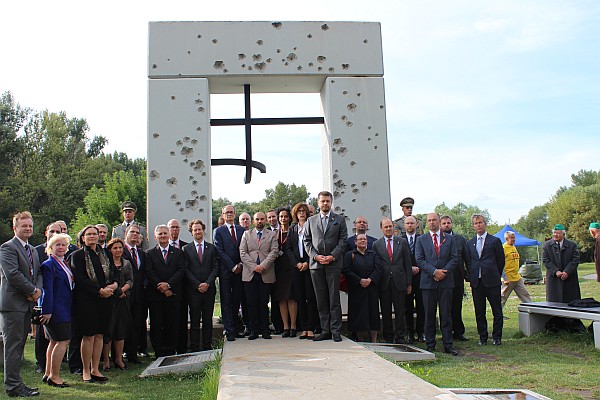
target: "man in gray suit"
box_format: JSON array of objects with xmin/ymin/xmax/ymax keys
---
[
  {"xmin": 0, "ymin": 211, "xmax": 43, "ymax": 397},
  {"xmin": 373, "ymin": 218, "xmax": 413, "ymax": 344},
  {"xmin": 112, "ymin": 201, "xmax": 149, "ymax": 250},
  {"xmin": 303, "ymin": 191, "xmax": 348, "ymax": 342}
]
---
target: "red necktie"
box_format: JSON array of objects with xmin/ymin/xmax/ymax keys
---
[
  {"xmin": 162, "ymin": 249, "xmax": 168, "ymax": 262},
  {"xmin": 197, "ymin": 243, "xmax": 203, "ymax": 262},
  {"xmin": 230, "ymin": 225, "xmax": 237, "ymax": 245},
  {"xmin": 433, "ymin": 233, "xmax": 440, "ymax": 257},
  {"xmin": 386, "ymin": 238, "xmax": 393, "ymax": 261}
]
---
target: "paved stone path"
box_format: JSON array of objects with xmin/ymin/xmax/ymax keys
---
[{"xmin": 218, "ymin": 335, "xmax": 460, "ymax": 399}]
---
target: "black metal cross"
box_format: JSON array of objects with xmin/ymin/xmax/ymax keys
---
[{"xmin": 210, "ymin": 84, "xmax": 324, "ymax": 184}]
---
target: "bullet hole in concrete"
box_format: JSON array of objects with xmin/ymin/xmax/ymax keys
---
[
  {"xmin": 284, "ymin": 62, "xmax": 289, "ymax": 66},
  {"xmin": 238, "ymin": 54, "xmax": 246, "ymax": 60},
  {"xmin": 241, "ymin": 64, "xmax": 246, "ymax": 68},
  {"xmin": 170, "ymin": 151, "xmax": 176, "ymax": 156},
  {"xmin": 152, "ymin": 64, "xmax": 157, "ymax": 69},
  {"xmin": 361, "ymin": 181, "xmax": 368, "ymax": 187},
  {"xmin": 252, "ymin": 54, "xmax": 262, "ymax": 61},
  {"xmin": 380, "ymin": 205, "xmax": 390, "ymax": 214},
  {"xmin": 167, "ymin": 58, "xmax": 171, "ymax": 61},
  {"xmin": 199, "ymin": 208, "xmax": 204, "ymax": 213},
  {"xmin": 191, "ymin": 190, "xmax": 198, "ymax": 196},
  {"xmin": 352, "ymin": 188, "xmax": 359, "ymax": 194},
  {"xmin": 296, "ymin": 66, "xmax": 302, "ymax": 71},
  {"xmin": 317, "ymin": 56, "xmax": 327, "ymax": 63},
  {"xmin": 333, "ymin": 173, "xmax": 339, "ymax": 179},
  {"xmin": 337, "ymin": 147, "xmax": 348, "ymax": 156},
  {"xmin": 201, "ymin": 172, "xmax": 206, "ymax": 176},
  {"xmin": 196, "ymin": 127, "xmax": 202, "ymax": 131},
  {"xmin": 170, "ymin": 194, "xmax": 178, "ymax": 200},
  {"xmin": 186, "ymin": 199, "xmax": 199, "ymax": 209},
  {"xmin": 368, "ymin": 126, "xmax": 372, "ymax": 130},
  {"xmin": 149, "ymin": 170, "xmax": 160, "ymax": 181},
  {"xmin": 255, "ymin": 62, "xmax": 266, "ymax": 71},
  {"xmin": 166, "ymin": 177, "xmax": 177, "ymax": 186},
  {"xmin": 175, "ymin": 201, "xmax": 181, "ymax": 206},
  {"xmin": 276, "ymin": 48, "xmax": 281, "ymax": 53},
  {"xmin": 187, "ymin": 50, "xmax": 191, "ymax": 55},
  {"xmin": 347, "ymin": 103, "xmax": 357, "ymax": 111},
  {"xmin": 333, "ymin": 138, "xmax": 342, "ymax": 145},
  {"xmin": 198, "ymin": 107, "xmax": 205, "ymax": 112},
  {"xmin": 342, "ymin": 64, "xmax": 349, "ymax": 70},
  {"xmin": 212, "ymin": 39, "xmax": 217, "ymax": 43},
  {"xmin": 191, "ymin": 139, "xmax": 198, "ymax": 145},
  {"xmin": 335, "ymin": 206, "xmax": 341, "ymax": 212},
  {"xmin": 342, "ymin": 91, "xmax": 348, "ymax": 95},
  {"xmin": 357, "ymin": 93, "xmax": 361, "ymax": 97},
  {"xmin": 281, "ymin": 59, "xmax": 285, "ymax": 62},
  {"xmin": 346, "ymin": 121, "xmax": 353, "ymax": 127},
  {"xmin": 308, "ymin": 62, "xmax": 314, "ymax": 67},
  {"xmin": 248, "ymin": 66, "xmax": 253, "ymax": 71},
  {"xmin": 352, "ymin": 199, "xmax": 356, "ymax": 203},
  {"xmin": 286, "ymin": 53, "xmax": 297, "ymax": 62},
  {"xmin": 374, "ymin": 146, "xmax": 378, "ymax": 149},
  {"xmin": 213, "ymin": 61, "xmax": 224, "ymax": 69},
  {"xmin": 307, "ymin": 34, "xmax": 312, "ymax": 38},
  {"xmin": 183, "ymin": 159, "xmax": 188, "ymax": 163},
  {"xmin": 182, "ymin": 219, "xmax": 188, "ymax": 224},
  {"xmin": 197, "ymin": 35, "xmax": 202, "ymax": 39},
  {"xmin": 334, "ymin": 192, "xmax": 341, "ymax": 199},
  {"xmin": 181, "ymin": 147, "xmax": 194, "ymax": 157},
  {"xmin": 328, "ymin": 67, "xmax": 335, "ymax": 72},
  {"xmin": 176, "ymin": 140, "xmax": 183, "ymax": 146},
  {"xmin": 183, "ymin": 136, "xmax": 190, "ymax": 142},
  {"xmin": 257, "ymin": 40, "xmax": 263, "ymax": 45},
  {"xmin": 272, "ymin": 22, "xmax": 282, "ymax": 29},
  {"xmin": 200, "ymin": 195, "xmax": 207, "ymax": 201},
  {"xmin": 375, "ymin": 132, "xmax": 379, "ymax": 137},
  {"xmin": 171, "ymin": 96, "xmax": 176, "ymax": 100},
  {"xmin": 340, "ymin": 115, "xmax": 346, "ymax": 121},
  {"xmin": 266, "ymin": 58, "xmax": 272, "ymax": 63},
  {"xmin": 334, "ymin": 179, "xmax": 347, "ymax": 189},
  {"xmin": 363, "ymin": 39, "xmax": 368, "ymax": 43},
  {"xmin": 223, "ymin": 69, "xmax": 228, "ymax": 73},
  {"xmin": 331, "ymin": 80, "xmax": 335, "ymax": 84},
  {"xmin": 153, "ymin": 133, "xmax": 160, "ymax": 139},
  {"xmin": 318, "ymin": 67, "xmax": 322, "ymax": 71},
  {"xmin": 335, "ymin": 169, "xmax": 339, "ymax": 173},
  {"xmin": 189, "ymin": 176, "xmax": 195, "ymax": 180},
  {"xmin": 293, "ymin": 46, "xmax": 297, "ymax": 50},
  {"xmin": 331, "ymin": 148, "xmax": 336, "ymax": 152},
  {"xmin": 380, "ymin": 105, "xmax": 384, "ymax": 109},
  {"xmin": 179, "ymin": 208, "xmax": 184, "ymax": 212},
  {"xmin": 350, "ymin": 161, "xmax": 357, "ymax": 167},
  {"xmin": 367, "ymin": 138, "xmax": 371, "ymax": 141},
  {"xmin": 192, "ymin": 180, "xmax": 198, "ymax": 185},
  {"xmin": 193, "ymin": 160, "xmax": 205, "ymax": 171},
  {"xmin": 321, "ymin": 24, "xmax": 329, "ymax": 31},
  {"xmin": 195, "ymin": 99, "xmax": 203, "ymax": 104},
  {"xmin": 351, "ymin": 183, "xmax": 356, "ymax": 187}
]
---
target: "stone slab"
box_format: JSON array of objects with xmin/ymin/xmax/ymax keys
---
[
  {"xmin": 361, "ymin": 342, "xmax": 436, "ymax": 362},
  {"xmin": 582, "ymin": 273, "xmax": 597, "ymax": 280},
  {"xmin": 447, "ymin": 388, "xmax": 552, "ymax": 399},
  {"xmin": 140, "ymin": 349, "xmax": 220, "ymax": 377},
  {"xmin": 218, "ymin": 335, "xmax": 460, "ymax": 400}
]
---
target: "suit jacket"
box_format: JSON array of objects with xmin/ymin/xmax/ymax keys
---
[
  {"xmin": 123, "ymin": 244, "xmax": 147, "ymax": 303},
  {"xmin": 183, "ymin": 241, "xmax": 219, "ymax": 294},
  {"xmin": 285, "ymin": 223, "xmax": 310, "ymax": 265},
  {"xmin": 303, "ymin": 212, "xmax": 348, "ymax": 270},
  {"xmin": 450, "ymin": 233, "xmax": 468, "ymax": 285},
  {"xmin": 170, "ymin": 239, "xmax": 188, "ymax": 250},
  {"xmin": 214, "ymin": 224, "xmax": 245, "ymax": 277},
  {"xmin": 542, "ymin": 238, "xmax": 580, "ymax": 302},
  {"xmin": 373, "ymin": 235, "xmax": 413, "ymax": 292},
  {"xmin": 144, "ymin": 245, "xmax": 186, "ymax": 301},
  {"xmin": 240, "ymin": 229, "xmax": 279, "ymax": 283},
  {"xmin": 415, "ymin": 231, "xmax": 457, "ymax": 290},
  {"xmin": 465, "ymin": 233, "xmax": 505, "ymax": 288},
  {"xmin": 112, "ymin": 221, "xmax": 149, "ymax": 250},
  {"xmin": 347, "ymin": 234, "xmax": 377, "ymax": 251},
  {"xmin": 40, "ymin": 256, "xmax": 73, "ymax": 323},
  {"xmin": 0, "ymin": 237, "xmax": 43, "ymax": 312}
]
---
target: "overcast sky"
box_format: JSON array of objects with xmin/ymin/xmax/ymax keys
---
[{"xmin": 2, "ymin": 0, "xmax": 599, "ymax": 224}]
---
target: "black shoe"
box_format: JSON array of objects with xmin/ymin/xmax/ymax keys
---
[
  {"xmin": 492, "ymin": 339, "xmax": 502, "ymax": 346},
  {"xmin": 478, "ymin": 339, "xmax": 488, "ymax": 346},
  {"xmin": 47, "ymin": 378, "xmax": 70, "ymax": 388},
  {"xmin": 42, "ymin": 375, "xmax": 48, "ymax": 384},
  {"xmin": 282, "ymin": 329, "xmax": 290, "ymax": 338},
  {"xmin": 444, "ymin": 347, "xmax": 458, "ymax": 356},
  {"xmin": 333, "ymin": 334, "xmax": 342, "ymax": 342},
  {"xmin": 394, "ymin": 338, "xmax": 406, "ymax": 345},
  {"xmin": 290, "ymin": 329, "xmax": 297, "ymax": 338},
  {"xmin": 454, "ymin": 334, "xmax": 469, "ymax": 341},
  {"xmin": 23, "ymin": 386, "xmax": 38, "ymax": 392},
  {"xmin": 426, "ymin": 346, "xmax": 436, "ymax": 352},
  {"xmin": 226, "ymin": 334, "xmax": 236, "ymax": 342},
  {"xmin": 262, "ymin": 332, "xmax": 272, "ymax": 339},
  {"xmin": 406, "ymin": 336, "xmax": 414, "ymax": 344},
  {"xmin": 248, "ymin": 333, "xmax": 259, "ymax": 340},
  {"xmin": 242, "ymin": 329, "xmax": 251, "ymax": 337},
  {"xmin": 313, "ymin": 333, "xmax": 332, "ymax": 341},
  {"xmin": 91, "ymin": 374, "xmax": 108, "ymax": 382},
  {"xmin": 6, "ymin": 386, "xmax": 39, "ymax": 397}
]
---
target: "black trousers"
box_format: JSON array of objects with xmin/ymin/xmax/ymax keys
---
[
  {"xmin": 451, "ymin": 284, "xmax": 466, "ymax": 336},
  {"xmin": 244, "ymin": 274, "xmax": 272, "ymax": 334},
  {"xmin": 297, "ymin": 270, "xmax": 320, "ymax": 332},
  {"xmin": 177, "ymin": 296, "xmax": 190, "ymax": 354},
  {"xmin": 125, "ymin": 293, "xmax": 148, "ymax": 358},
  {"xmin": 189, "ymin": 290, "xmax": 216, "ymax": 351},
  {"xmin": 219, "ymin": 272, "xmax": 243, "ymax": 335},
  {"xmin": 35, "ymin": 324, "xmax": 49, "ymax": 368},
  {"xmin": 471, "ymin": 280, "xmax": 503, "ymax": 341},
  {"xmin": 148, "ymin": 295, "xmax": 181, "ymax": 357},
  {"xmin": 422, "ymin": 287, "xmax": 453, "ymax": 348},
  {"xmin": 405, "ymin": 286, "xmax": 424, "ymax": 338},
  {"xmin": 67, "ymin": 317, "xmax": 82, "ymax": 373},
  {"xmin": 379, "ymin": 280, "xmax": 407, "ymax": 342}
]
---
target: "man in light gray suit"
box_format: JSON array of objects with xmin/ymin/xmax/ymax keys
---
[
  {"xmin": 303, "ymin": 191, "xmax": 348, "ymax": 342},
  {"xmin": 0, "ymin": 211, "xmax": 43, "ymax": 397}
]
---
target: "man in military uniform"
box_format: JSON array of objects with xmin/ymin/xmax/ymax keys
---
[
  {"xmin": 112, "ymin": 201, "xmax": 149, "ymax": 250},
  {"xmin": 394, "ymin": 197, "xmax": 423, "ymax": 237}
]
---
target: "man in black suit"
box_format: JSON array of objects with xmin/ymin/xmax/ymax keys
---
[
  {"xmin": 144, "ymin": 225, "xmax": 185, "ymax": 357},
  {"xmin": 167, "ymin": 219, "xmax": 191, "ymax": 354},
  {"xmin": 303, "ymin": 191, "xmax": 348, "ymax": 342},
  {"xmin": 403, "ymin": 216, "xmax": 424, "ymax": 343},
  {"xmin": 0, "ymin": 211, "xmax": 42, "ymax": 397},
  {"xmin": 465, "ymin": 214, "xmax": 505, "ymax": 346},
  {"xmin": 122, "ymin": 224, "xmax": 147, "ymax": 362},
  {"xmin": 440, "ymin": 215, "xmax": 469, "ymax": 342},
  {"xmin": 373, "ymin": 218, "xmax": 413, "ymax": 344},
  {"xmin": 182, "ymin": 219, "xmax": 219, "ymax": 351},
  {"xmin": 214, "ymin": 205, "xmax": 246, "ymax": 341},
  {"xmin": 415, "ymin": 212, "xmax": 458, "ymax": 355}
]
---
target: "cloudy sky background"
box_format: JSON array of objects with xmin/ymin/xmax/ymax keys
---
[{"xmin": 2, "ymin": 0, "xmax": 599, "ymax": 224}]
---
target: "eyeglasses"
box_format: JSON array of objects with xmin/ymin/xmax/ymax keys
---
[{"xmin": 169, "ymin": 226, "xmax": 180, "ymax": 229}]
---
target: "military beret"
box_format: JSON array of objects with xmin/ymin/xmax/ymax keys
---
[
  {"xmin": 121, "ymin": 201, "xmax": 137, "ymax": 212},
  {"xmin": 400, "ymin": 197, "xmax": 415, "ymax": 207},
  {"xmin": 553, "ymin": 224, "xmax": 565, "ymax": 231},
  {"xmin": 589, "ymin": 222, "xmax": 600, "ymax": 229}
]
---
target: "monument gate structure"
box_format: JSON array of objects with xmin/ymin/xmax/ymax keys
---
[{"xmin": 148, "ymin": 21, "xmax": 391, "ymax": 240}]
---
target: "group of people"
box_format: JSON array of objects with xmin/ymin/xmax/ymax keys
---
[{"xmin": 0, "ymin": 192, "xmax": 589, "ymax": 397}]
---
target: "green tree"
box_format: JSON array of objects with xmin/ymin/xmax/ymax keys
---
[
  {"xmin": 514, "ymin": 205, "xmax": 549, "ymax": 240},
  {"xmin": 258, "ymin": 182, "xmax": 310, "ymax": 211},
  {"xmin": 570, "ymin": 169, "xmax": 600, "ymax": 187},
  {"xmin": 434, "ymin": 202, "xmax": 493, "ymax": 237}
]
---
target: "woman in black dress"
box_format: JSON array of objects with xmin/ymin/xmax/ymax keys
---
[
  {"xmin": 343, "ymin": 234, "xmax": 381, "ymax": 343},
  {"xmin": 71, "ymin": 225, "xmax": 117, "ymax": 383},
  {"xmin": 273, "ymin": 207, "xmax": 298, "ymax": 337},
  {"xmin": 102, "ymin": 238, "xmax": 133, "ymax": 371}
]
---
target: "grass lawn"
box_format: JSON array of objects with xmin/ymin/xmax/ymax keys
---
[{"xmin": 398, "ymin": 262, "xmax": 600, "ymax": 400}]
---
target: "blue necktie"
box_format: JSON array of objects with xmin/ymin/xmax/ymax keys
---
[
  {"xmin": 409, "ymin": 236, "xmax": 414, "ymax": 254},
  {"xmin": 162, "ymin": 249, "xmax": 168, "ymax": 262}
]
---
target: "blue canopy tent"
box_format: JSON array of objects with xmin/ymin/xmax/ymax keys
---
[{"xmin": 494, "ymin": 225, "xmax": 543, "ymax": 283}]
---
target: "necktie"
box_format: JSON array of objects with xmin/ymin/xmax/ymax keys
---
[
  {"xmin": 555, "ymin": 242, "xmax": 561, "ymax": 264},
  {"xmin": 131, "ymin": 247, "xmax": 139, "ymax": 269},
  {"xmin": 162, "ymin": 249, "xmax": 168, "ymax": 262},
  {"xmin": 256, "ymin": 231, "xmax": 262, "ymax": 264},
  {"xmin": 386, "ymin": 238, "xmax": 393, "ymax": 261},
  {"xmin": 172, "ymin": 241, "xmax": 178, "ymax": 249},
  {"xmin": 477, "ymin": 236, "xmax": 483, "ymax": 257},
  {"xmin": 409, "ymin": 235, "xmax": 414, "ymax": 254},
  {"xmin": 322, "ymin": 215, "xmax": 328, "ymax": 231},
  {"xmin": 25, "ymin": 244, "xmax": 33, "ymax": 277},
  {"xmin": 197, "ymin": 243, "xmax": 203, "ymax": 262},
  {"xmin": 433, "ymin": 233, "xmax": 439, "ymax": 256},
  {"xmin": 231, "ymin": 225, "xmax": 237, "ymax": 245}
]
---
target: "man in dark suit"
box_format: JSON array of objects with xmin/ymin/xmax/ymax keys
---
[
  {"xmin": 373, "ymin": 218, "xmax": 413, "ymax": 344},
  {"xmin": 542, "ymin": 224, "xmax": 581, "ymax": 303},
  {"xmin": 347, "ymin": 216, "xmax": 377, "ymax": 251},
  {"xmin": 0, "ymin": 211, "xmax": 42, "ymax": 397},
  {"xmin": 167, "ymin": 218, "xmax": 191, "ymax": 354},
  {"xmin": 144, "ymin": 225, "xmax": 185, "ymax": 357},
  {"xmin": 403, "ymin": 216, "xmax": 424, "ymax": 343},
  {"xmin": 440, "ymin": 215, "xmax": 469, "ymax": 342},
  {"xmin": 122, "ymin": 224, "xmax": 147, "ymax": 362},
  {"xmin": 465, "ymin": 214, "xmax": 505, "ymax": 346},
  {"xmin": 112, "ymin": 201, "xmax": 149, "ymax": 250},
  {"xmin": 303, "ymin": 191, "xmax": 348, "ymax": 342},
  {"xmin": 240, "ymin": 212, "xmax": 279, "ymax": 340},
  {"xmin": 214, "ymin": 205, "xmax": 246, "ymax": 341},
  {"xmin": 183, "ymin": 219, "xmax": 219, "ymax": 351},
  {"xmin": 415, "ymin": 212, "xmax": 458, "ymax": 355}
]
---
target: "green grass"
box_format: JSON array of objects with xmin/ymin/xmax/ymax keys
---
[{"xmin": 396, "ymin": 262, "xmax": 600, "ymax": 400}]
